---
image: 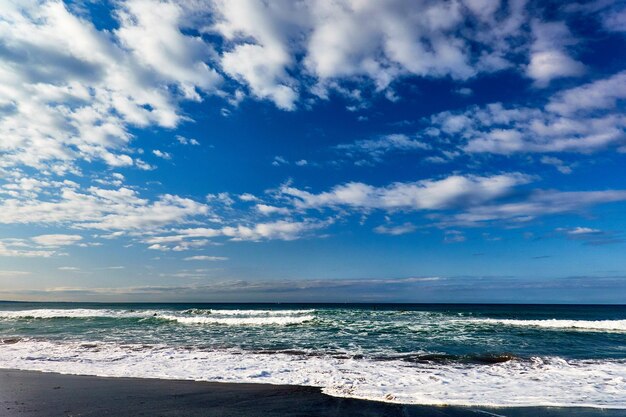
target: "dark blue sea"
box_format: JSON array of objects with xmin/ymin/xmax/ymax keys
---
[{"xmin": 1, "ymin": 302, "xmax": 624, "ymax": 408}]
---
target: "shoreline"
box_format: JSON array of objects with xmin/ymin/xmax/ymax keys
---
[{"xmin": 1, "ymin": 368, "xmax": 623, "ymax": 417}]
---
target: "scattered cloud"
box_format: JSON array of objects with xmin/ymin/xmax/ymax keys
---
[
  {"xmin": 152, "ymin": 150, "xmax": 172, "ymax": 160},
  {"xmin": 0, "ymin": 0, "xmax": 221, "ymax": 174},
  {"xmin": 144, "ymin": 218, "xmax": 332, "ymax": 249},
  {"xmin": 540, "ymin": 156, "xmax": 573, "ymax": 174},
  {"xmin": 272, "ymin": 156, "xmax": 289, "ymax": 166},
  {"xmin": 58, "ymin": 266, "xmax": 80, "ymax": 271},
  {"xmin": 374, "ymin": 222, "xmax": 417, "ymax": 235},
  {"xmin": 31, "ymin": 234, "xmax": 83, "ymax": 247},
  {"xmin": 0, "ymin": 270, "xmax": 31, "ymax": 277},
  {"xmin": 281, "ymin": 173, "xmax": 532, "ymax": 211},
  {"xmin": 256, "ymin": 204, "xmax": 291, "ymax": 215},
  {"xmin": 526, "ymin": 20, "xmax": 584, "ymax": 86},
  {"xmin": 0, "ymin": 183, "xmax": 209, "ymax": 231},
  {"xmin": 448, "ymin": 190, "xmax": 626, "ymax": 225},
  {"xmin": 444, "ymin": 230, "xmax": 466, "ymax": 243},
  {"xmin": 423, "ymin": 72, "xmax": 626, "ymax": 155},
  {"xmin": 555, "ymin": 227, "xmax": 623, "ymax": 245},
  {"xmin": 175, "ymin": 135, "xmax": 200, "ymax": 146},
  {"xmin": 0, "ymin": 241, "xmax": 55, "ymax": 258},
  {"xmin": 184, "ymin": 256, "xmax": 228, "ymax": 261},
  {"xmin": 336, "ymin": 134, "xmax": 430, "ymax": 163}
]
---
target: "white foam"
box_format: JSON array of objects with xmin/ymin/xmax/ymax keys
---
[
  {"xmin": 0, "ymin": 340, "xmax": 624, "ymax": 409},
  {"xmin": 0, "ymin": 309, "xmax": 156, "ymax": 319},
  {"xmin": 467, "ymin": 318, "xmax": 626, "ymax": 332},
  {"xmin": 0, "ymin": 309, "xmax": 317, "ymax": 326},
  {"xmin": 186, "ymin": 309, "xmax": 316, "ymax": 317},
  {"xmin": 160, "ymin": 314, "xmax": 315, "ymax": 326}
]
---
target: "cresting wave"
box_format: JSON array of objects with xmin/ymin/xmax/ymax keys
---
[
  {"xmin": 0, "ymin": 308, "xmax": 316, "ymax": 326},
  {"xmin": 184, "ymin": 309, "xmax": 316, "ymax": 316},
  {"xmin": 161, "ymin": 314, "xmax": 315, "ymax": 326},
  {"xmin": 0, "ymin": 339, "xmax": 624, "ymax": 409},
  {"xmin": 0, "ymin": 309, "xmax": 152, "ymax": 319},
  {"xmin": 467, "ymin": 318, "xmax": 626, "ymax": 332}
]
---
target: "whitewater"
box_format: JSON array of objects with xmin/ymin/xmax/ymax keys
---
[{"xmin": 1, "ymin": 303, "xmax": 624, "ymax": 408}]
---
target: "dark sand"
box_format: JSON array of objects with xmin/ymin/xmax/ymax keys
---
[{"xmin": 0, "ymin": 369, "xmax": 622, "ymax": 417}]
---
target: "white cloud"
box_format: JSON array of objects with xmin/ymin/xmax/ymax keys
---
[
  {"xmin": 564, "ymin": 227, "xmax": 603, "ymax": 235},
  {"xmin": 0, "ymin": 0, "xmax": 220, "ymax": 173},
  {"xmin": 374, "ymin": 223, "xmax": 417, "ymax": 235},
  {"xmin": 175, "ymin": 135, "xmax": 200, "ymax": 146},
  {"xmin": 336, "ymin": 134, "xmax": 430, "ymax": 162},
  {"xmin": 0, "ymin": 182, "xmax": 209, "ymax": 232},
  {"xmin": 212, "ymin": 0, "xmax": 299, "ymax": 110},
  {"xmin": 31, "ymin": 234, "xmax": 83, "ymax": 246},
  {"xmin": 304, "ymin": 0, "xmax": 475, "ymax": 89},
  {"xmin": 554, "ymin": 226, "xmax": 621, "ymax": 245},
  {"xmin": 184, "ymin": 256, "xmax": 228, "ymax": 261},
  {"xmin": 424, "ymin": 72, "xmax": 626, "ymax": 155},
  {"xmin": 144, "ymin": 219, "xmax": 331, "ymax": 249},
  {"xmin": 221, "ymin": 219, "xmax": 329, "ymax": 241},
  {"xmin": 526, "ymin": 20, "xmax": 584, "ymax": 86},
  {"xmin": 152, "ymin": 150, "xmax": 172, "ymax": 160},
  {"xmin": 272, "ymin": 156, "xmax": 289, "ymax": 166},
  {"xmin": 444, "ymin": 230, "xmax": 466, "ymax": 243},
  {"xmin": 238, "ymin": 193, "xmax": 259, "ymax": 202},
  {"xmin": 256, "ymin": 204, "xmax": 291, "ymax": 215},
  {"xmin": 540, "ymin": 156, "xmax": 573, "ymax": 174},
  {"xmin": 208, "ymin": 0, "xmax": 549, "ymax": 107},
  {"xmin": 58, "ymin": 266, "xmax": 80, "ymax": 271},
  {"xmin": 546, "ymin": 71, "xmax": 626, "ymax": 115},
  {"xmin": 281, "ymin": 173, "xmax": 532, "ymax": 211},
  {"xmin": 603, "ymin": 7, "xmax": 626, "ymax": 32},
  {"xmin": 448, "ymin": 190, "xmax": 626, "ymax": 225},
  {"xmin": 0, "ymin": 242, "xmax": 55, "ymax": 258},
  {"xmin": 0, "ymin": 270, "xmax": 31, "ymax": 277},
  {"xmin": 115, "ymin": 0, "xmax": 221, "ymax": 101}
]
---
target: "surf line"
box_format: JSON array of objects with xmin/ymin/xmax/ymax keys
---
[{"xmin": 470, "ymin": 410, "xmax": 508, "ymax": 417}]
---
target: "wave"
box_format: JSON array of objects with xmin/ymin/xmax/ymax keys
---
[
  {"xmin": 160, "ymin": 314, "xmax": 315, "ymax": 326},
  {"xmin": 183, "ymin": 309, "xmax": 316, "ymax": 317},
  {"xmin": 467, "ymin": 318, "xmax": 626, "ymax": 332},
  {"xmin": 0, "ymin": 308, "xmax": 316, "ymax": 326},
  {"xmin": 0, "ymin": 309, "xmax": 155, "ymax": 319},
  {"xmin": 0, "ymin": 340, "xmax": 624, "ymax": 409}
]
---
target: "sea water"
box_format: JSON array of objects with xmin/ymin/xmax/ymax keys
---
[{"xmin": 0, "ymin": 302, "xmax": 625, "ymax": 408}]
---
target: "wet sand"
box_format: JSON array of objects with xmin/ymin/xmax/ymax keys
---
[{"xmin": 0, "ymin": 368, "xmax": 621, "ymax": 417}]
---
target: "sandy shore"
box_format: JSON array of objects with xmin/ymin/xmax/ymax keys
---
[{"xmin": 0, "ymin": 368, "xmax": 621, "ymax": 417}]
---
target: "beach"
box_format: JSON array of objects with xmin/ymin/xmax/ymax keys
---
[
  {"xmin": 1, "ymin": 303, "xmax": 625, "ymax": 414},
  {"xmin": 2, "ymin": 368, "xmax": 623, "ymax": 417}
]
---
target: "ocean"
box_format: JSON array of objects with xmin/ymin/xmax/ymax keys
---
[{"xmin": 0, "ymin": 302, "xmax": 624, "ymax": 409}]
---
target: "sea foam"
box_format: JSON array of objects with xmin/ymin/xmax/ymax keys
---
[
  {"xmin": 0, "ymin": 339, "xmax": 624, "ymax": 409},
  {"xmin": 467, "ymin": 318, "xmax": 626, "ymax": 332},
  {"xmin": 0, "ymin": 308, "xmax": 316, "ymax": 326},
  {"xmin": 160, "ymin": 314, "xmax": 315, "ymax": 326}
]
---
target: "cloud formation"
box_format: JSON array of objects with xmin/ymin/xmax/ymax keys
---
[
  {"xmin": 0, "ymin": 178, "xmax": 209, "ymax": 232},
  {"xmin": 281, "ymin": 174, "xmax": 532, "ymax": 211},
  {"xmin": 0, "ymin": 0, "xmax": 221, "ymax": 174},
  {"xmin": 423, "ymin": 71, "xmax": 626, "ymax": 155}
]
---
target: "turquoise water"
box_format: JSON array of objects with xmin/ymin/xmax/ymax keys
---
[{"xmin": 1, "ymin": 302, "xmax": 625, "ymax": 407}]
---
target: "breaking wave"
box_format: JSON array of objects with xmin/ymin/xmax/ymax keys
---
[
  {"xmin": 0, "ymin": 308, "xmax": 316, "ymax": 326},
  {"xmin": 467, "ymin": 318, "xmax": 626, "ymax": 332},
  {"xmin": 0, "ymin": 339, "xmax": 624, "ymax": 409}
]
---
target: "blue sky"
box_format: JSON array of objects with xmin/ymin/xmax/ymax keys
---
[{"xmin": 1, "ymin": 0, "xmax": 626, "ymax": 303}]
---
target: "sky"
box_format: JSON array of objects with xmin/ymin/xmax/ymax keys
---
[{"xmin": 1, "ymin": 0, "xmax": 626, "ymax": 303}]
